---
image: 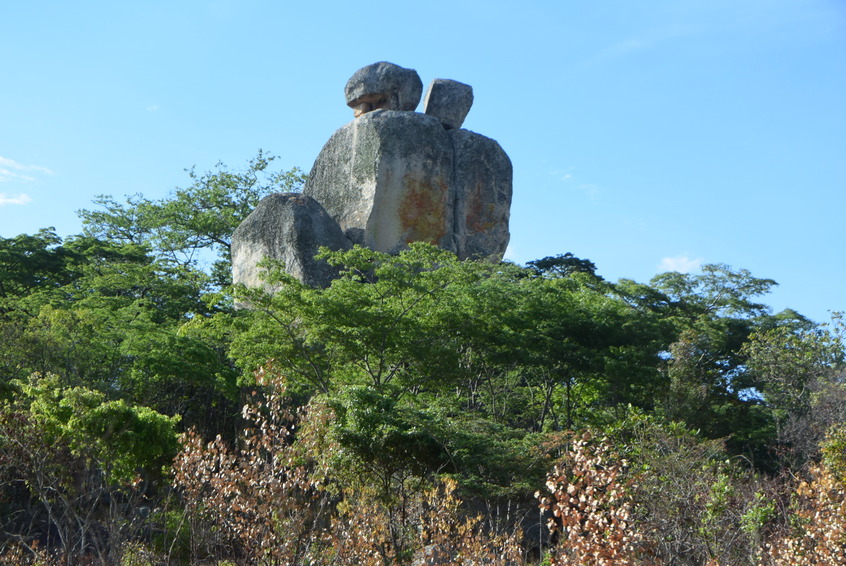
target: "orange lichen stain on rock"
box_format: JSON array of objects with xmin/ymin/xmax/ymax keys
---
[
  {"xmin": 466, "ymin": 182, "xmax": 497, "ymax": 233},
  {"xmin": 399, "ymin": 174, "xmax": 448, "ymax": 244}
]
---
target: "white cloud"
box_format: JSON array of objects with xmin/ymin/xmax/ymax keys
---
[
  {"xmin": 0, "ymin": 193, "xmax": 33, "ymax": 206},
  {"xmin": 605, "ymin": 39, "xmax": 646, "ymax": 57},
  {"xmin": 0, "ymin": 168, "xmax": 36, "ymax": 182},
  {"xmin": 549, "ymin": 169, "xmax": 574, "ymax": 182},
  {"xmin": 581, "ymin": 38, "xmax": 653, "ymax": 67},
  {"xmin": 0, "ymin": 156, "xmax": 53, "ymax": 182},
  {"xmin": 550, "ymin": 169, "xmax": 601, "ymax": 201},
  {"xmin": 578, "ymin": 183, "xmax": 601, "ymax": 200},
  {"xmin": 147, "ymin": 104, "xmax": 161, "ymax": 112},
  {"xmin": 658, "ymin": 254, "xmax": 703, "ymax": 274}
]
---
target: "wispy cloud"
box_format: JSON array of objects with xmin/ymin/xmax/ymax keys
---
[
  {"xmin": 580, "ymin": 35, "xmax": 663, "ymax": 68},
  {"xmin": 0, "ymin": 193, "xmax": 33, "ymax": 206},
  {"xmin": 0, "ymin": 156, "xmax": 53, "ymax": 183},
  {"xmin": 583, "ymin": 1, "xmax": 835, "ymax": 69},
  {"xmin": 577, "ymin": 183, "xmax": 601, "ymax": 201},
  {"xmin": 550, "ymin": 169, "xmax": 574, "ymax": 182},
  {"xmin": 147, "ymin": 104, "xmax": 161, "ymax": 112},
  {"xmin": 658, "ymin": 254, "xmax": 703, "ymax": 274},
  {"xmin": 550, "ymin": 169, "xmax": 601, "ymax": 201}
]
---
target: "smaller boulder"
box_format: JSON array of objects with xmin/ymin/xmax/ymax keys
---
[
  {"xmin": 231, "ymin": 193, "xmax": 352, "ymax": 292},
  {"xmin": 423, "ymin": 79, "xmax": 474, "ymax": 130},
  {"xmin": 345, "ymin": 61, "xmax": 423, "ymax": 116}
]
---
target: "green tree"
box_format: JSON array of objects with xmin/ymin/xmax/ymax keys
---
[
  {"xmin": 650, "ymin": 263, "xmax": 777, "ymax": 320},
  {"xmin": 16, "ymin": 372, "xmax": 180, "ymax": 483},
  {"xmin": 0, "ymin": 373, "xmax": 179, "ymax": 562},
  {"xmin": 78, "ymin": 150, "xmax": 305, "ymax": 286},
  {"xmin": 526, "ymin": 252, "xmax": 601, "ymax": 280},
  {"xmin": 193, "ymin": 245, "xmax": 671, "ymax": 508},
  {"xmin": 743, "ymin": 313, "xmax": 846, "ymax": 468},
  {"xmin": 0, "ymin": 229, "xmax": 78, "ymax": 309},
  {"xmin": 0, "ymin": 231, "xmax": 238, "ymax": 432},
  {"xmin": 621, "ymin": 264, "xmax": 788, "ymax": 464}
]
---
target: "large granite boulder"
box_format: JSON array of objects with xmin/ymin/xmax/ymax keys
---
[
  {"xmin": 231, "ymin": 193, "xmax": 352, "ymax": 289},
  {"xmin": 303, "ymin": 110, "xmax": 457, "ymax": 255}
]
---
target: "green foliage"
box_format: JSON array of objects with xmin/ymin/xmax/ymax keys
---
[
  {"xmin": 173, "ymin": 366, "xmax": 526, "ymax": 565},
  {"xmin": 742, "ymin": 313, "xmax": 846, "ymax": 467},
  {"xmin": 0, "ymin": 229, "xmax": 74, "ymax": 304},
  {"xmin": 329, "ymin": 385, "xmax": 448, "ymax": 478},
  {"xmin": 77, "ymin": 150, "xmax": 305, "ymax": 286},
  {"xmin": 222, "ymin": 244, "xmax": 666, "ymax": 428},
  {"xmin": 740, "ymin": 490, "xmax": 777, "ymax": 543},
  {"xmin": 650, "ymin": 263, "xmax": 777, "ymax": 320},
  {"xmin": 617, "ymin": 264, "xmax": 814, "ymax": 465},
  {"xmin": 3, "ymin": 151, "xmax": 843, "ymax": 563},
  {"xmin": 0, "ymin": 227, "xmax": 239, "ymax": 433},
  {"xmin": 601, "ymin": 409, "xmax": 773, "ymax": 564},
  {"xmin": 526, "ymin": 252, "xmax": 602, "ymax": 280},
  {"xmin": 1, "ymin": 374, "xmax": 180, "ymax": 563},
  {"xmin": 15, "ymin": 373, "xmax": 180, "ymax": 483}
]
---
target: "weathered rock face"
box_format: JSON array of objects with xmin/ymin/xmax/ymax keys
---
[
  {"xmin": 231, "ymin": 61, "xmax": 512, "ymax": 292},
  {"xmin": 231, "ymin": 193, "xmax": 351, "ymax": 290},
  {"xmin": 450, "ymin": 129, "xmax": 513, "ymax": 260},
  {"xmin": 303, "ymin": 110, "xmax": 457, "ymax": 254}
]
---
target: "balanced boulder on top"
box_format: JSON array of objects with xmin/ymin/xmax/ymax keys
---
[{"xmin": 344, "ymin": 61, "xmax": 424, "ymax": 117}]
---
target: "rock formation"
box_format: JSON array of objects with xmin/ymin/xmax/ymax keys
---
[{"xmin": 232, "ymin": 61, "xmax": 513, "ymax": 290}]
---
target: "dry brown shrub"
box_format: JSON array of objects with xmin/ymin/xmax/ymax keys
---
[
  {"xmin": 536, "ymin": 432, "xmax": 659, "ymax": 566},
  {"xmin": 173, "ymin": 364, "xmax": 333, "ymax": 564},
  {"xmin": 763, "ymin": 463, "xmax": 846, "ymax": 565},
  {"xmin": 173, "ymin": 363, "xmax": 525, "ymax": 565}
]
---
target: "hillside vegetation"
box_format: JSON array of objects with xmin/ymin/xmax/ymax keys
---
[{"xmin": 1, "ymin": 154, "xmax": 844, "ymax": 565}]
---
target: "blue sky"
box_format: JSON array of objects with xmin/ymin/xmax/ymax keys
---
[{"xmin": 2, "ymin": 1, "xmax": 844, "ymax": 322}]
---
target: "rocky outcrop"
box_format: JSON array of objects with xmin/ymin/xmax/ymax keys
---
[{"xmin": 231, "ymin": 61, "xmax": 512, "ymax": 291}]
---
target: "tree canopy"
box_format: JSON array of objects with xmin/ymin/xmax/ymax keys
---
[{"xmin": 1, "ymin": 152, "xmax": 843, "ymax": 564}]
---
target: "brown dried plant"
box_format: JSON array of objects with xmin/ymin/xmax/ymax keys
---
[
  {"xmin": 763, "ymin": 463, "xmax": 846, "ymax": 565},
  {"xmin": 536, "ymin": 432, "xmax": 658, "ymax": 566},
  {"xmin": 417, "ymin": 477, "xmax": 525, "ymax": 565},
  {"xmin": 173, "ymin": 363, "xmax": 526, "ymax": 565},
  {"xmin": 173, "ymin": 363, "xmax": 333, "ymax": 564}
]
